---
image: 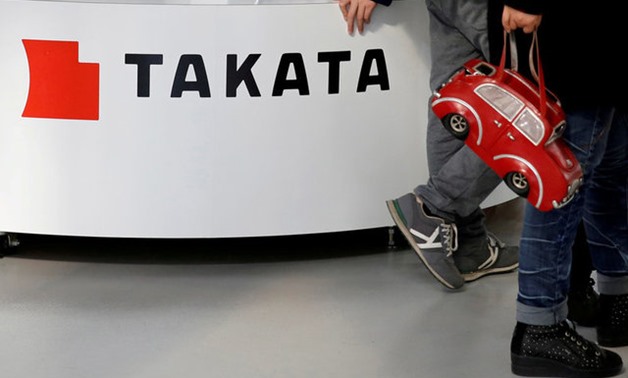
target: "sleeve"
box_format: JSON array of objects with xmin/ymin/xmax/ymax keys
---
[
  {"xmin": 372, "ymin": 0, "xmax": 392, "ymax": 6},
  {"xmin": 503, "ymin": 0, "xmax": 545, "ymax": 14}
]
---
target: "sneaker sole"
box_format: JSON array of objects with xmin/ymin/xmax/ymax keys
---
[
  {"xmin": 386, "ymin": 199, "xmax": 462, "ymax": 290},
  {"xmin": 462, "ymin": 263, "xmax": 519, "ymax": 282}
]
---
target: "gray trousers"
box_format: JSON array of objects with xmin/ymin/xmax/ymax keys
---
[{"xmin": 415, "ymin": 0, "xmax": 502, "ymax": 221}]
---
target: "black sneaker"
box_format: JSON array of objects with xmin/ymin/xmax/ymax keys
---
[
  {"xmin": 457, "ymin": 232, "xmax": 519, "ymax": 282},
  {"xmin": 386, "ymin": 193, "xmax": 464, "ymax": 289},
  {"xmin": 597, "ymin": 293, "xmax": 628, "ymax": 347},
  {"xmin": 511, "ymin": 320, "xmax": 623, "ymax": 377},
  {"xmin": 568, "ymin": 278, "xmax": 600, "ymax": 327}
]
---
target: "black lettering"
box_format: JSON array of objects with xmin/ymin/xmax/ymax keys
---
[
  {"xmin": 357, "ymin": 49, "xmax": 390, "ymax": 93},
  {"xmin": 171, "ymin": 55, "xmax": 211, "ymax": 98},
  {"xmin": 226, "ymin": 54, "xmax": 261, "ymax": 98},
  {"xmin": 125, "ymin": 54, "xmax": 163, "ymax": 97},
  {"xmin": 272, "ymin": 53, "xmax": 310, "ymax": 96},
  {"xmin": 318, "ymin": 51, "xmax": 351, "ymax": 94}
]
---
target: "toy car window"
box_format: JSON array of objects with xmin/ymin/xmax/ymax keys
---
[
  {"xmin": 474, "ymin": 63, "xmax": 495, "ymax": 76},
  {"xmin": 513, "ymin": 108, "xmax": 545, "ymax": 145},
  {"xmin": 475, "ymin": 84, "xmax": 524, "ymax": 121}
]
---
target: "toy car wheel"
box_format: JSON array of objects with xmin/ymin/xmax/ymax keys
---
[
  {"xmin": 505, "ymin": 172, "xmax": 530, "ymax": 198},
  {"xmin": 442, "ymin": 113, "xmax": 469, "ymax": 140}
]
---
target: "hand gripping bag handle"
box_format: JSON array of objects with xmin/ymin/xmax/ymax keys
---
[{"xmin": 497, "ymin": 30, "xmax": 547, "ymax": 117}]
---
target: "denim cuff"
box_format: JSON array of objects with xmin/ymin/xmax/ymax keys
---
[
  {"xmin": 516, "ymin": 299, "xmax": 568, "ymax": 326},
  {"xmin": 597, "ymin": 274, "xmax": 628, "ymax": 296}
]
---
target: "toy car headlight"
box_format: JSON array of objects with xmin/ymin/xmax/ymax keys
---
[
  {"xmin": 513, "ymin": 109, "xmax": 545, "ymax": 145},
  {"xmin": 546, "ymin": 121, "xmax": 566, "ymax": 145}
]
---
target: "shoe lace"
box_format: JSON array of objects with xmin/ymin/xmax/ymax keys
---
[
  {"xmin": 479, "ymin": 233, "xmax": 503, "ymax": 270},
  {"xmin": 487, "ymin": 232, "xmax": 506, "ymax": 249},
  {"xmin": 562, "ymin": 320, "xmax": 602, "ymax": 356},
  {"xmin": 440, "ymin": 223, "xmax": 458, "ymax": 257}
]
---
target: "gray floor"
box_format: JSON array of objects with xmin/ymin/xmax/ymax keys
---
[{"xmin": 1, "ymin": 199, "xmax": 627, "ymax": 378}]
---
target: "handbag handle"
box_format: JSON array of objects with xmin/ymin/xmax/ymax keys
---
[{"xmin": 497, "ymin": 30, "xmax": 547, "ymax": 118}]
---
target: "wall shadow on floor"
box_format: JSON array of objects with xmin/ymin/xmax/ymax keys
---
[{"xmin": 2, "ymin": 227, "xmax": 398, "ymax": 265}]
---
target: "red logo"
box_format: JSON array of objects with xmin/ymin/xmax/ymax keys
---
[{"xmin": 22, "ymin": 39, "xmax": 99, "ymax": 121}]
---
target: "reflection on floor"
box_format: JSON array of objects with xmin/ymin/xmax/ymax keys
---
[{"xmin": 0, "ymin": 198, "xmax": 626, "ymax": 378}]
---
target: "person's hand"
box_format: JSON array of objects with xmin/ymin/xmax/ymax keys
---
[
  {"xmin": 338, "ymin": 0, "xmax": 377, "ymax": 35},
  {"xmin": 502, "ymin": 5, "xmax": 542, "ymax": 33}
]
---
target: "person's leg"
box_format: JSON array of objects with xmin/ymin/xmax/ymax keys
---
[
  {"xmin": 566, "ymin": 221, "xmax": 598, "ymax": 327},
  {"xmin": 419, "ymin": 0, "xmax": 499, "ymax": 219},
  {"xmin": 387, "ymin": 0, "xmax": 491, "ymax": 289},
  {"xmin": 418, "ymin": 0, "xmax": 517, "ymax": 281},
  {"xmin": 511, "ymin": 107, "xmax": 624, "ymax": 377},
  {"xmin": 388, "ymin": 0, "xmax": 518, "ymax": 289},
  {"xmin": 515, "ymin": 107, "xmax": 615, "ymax": 323},
  {"xmin": 586, "ymin": 109, "xmax": 628, "ymax": 347}
]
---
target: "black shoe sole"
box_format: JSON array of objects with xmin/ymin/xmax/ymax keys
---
[
  {"xmin": 511, "ymin": 353, "xmax": 623, "ymax": 377},
  {"xmin": 598, "ymin": 334, "xmax": 628, "ymax": 348}
]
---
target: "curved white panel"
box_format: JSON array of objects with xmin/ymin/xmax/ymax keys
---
[{"xmin": 0, "ymin": 0, "xmax": 514, "ymax": 237}]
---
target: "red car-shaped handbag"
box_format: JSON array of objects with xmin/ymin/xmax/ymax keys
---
[{"xmin": 430, "ymin": 31, "xmax": 583, "ymax": 212}]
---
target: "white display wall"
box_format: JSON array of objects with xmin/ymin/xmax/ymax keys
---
[{"xmin": 0, "ymin": 0, "xmax": 514, "ymax": 238}]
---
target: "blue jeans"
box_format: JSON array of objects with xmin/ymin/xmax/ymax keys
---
[{"xmin": 517, "ymin": 107, "xmax": 628, "ymax": 325}]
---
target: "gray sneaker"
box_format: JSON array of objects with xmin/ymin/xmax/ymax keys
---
[
  {"xmin": 456, "ymin": 232, "xmax": 519, "ymax": 282},
  {"xmin": 386, "ymin": 193, "xmax": 464, "ymax": 289}
]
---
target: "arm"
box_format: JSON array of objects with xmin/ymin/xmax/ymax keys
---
[{"xmin": 338, "ymin": 0, "xmax": 391, "ymax": 35}]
